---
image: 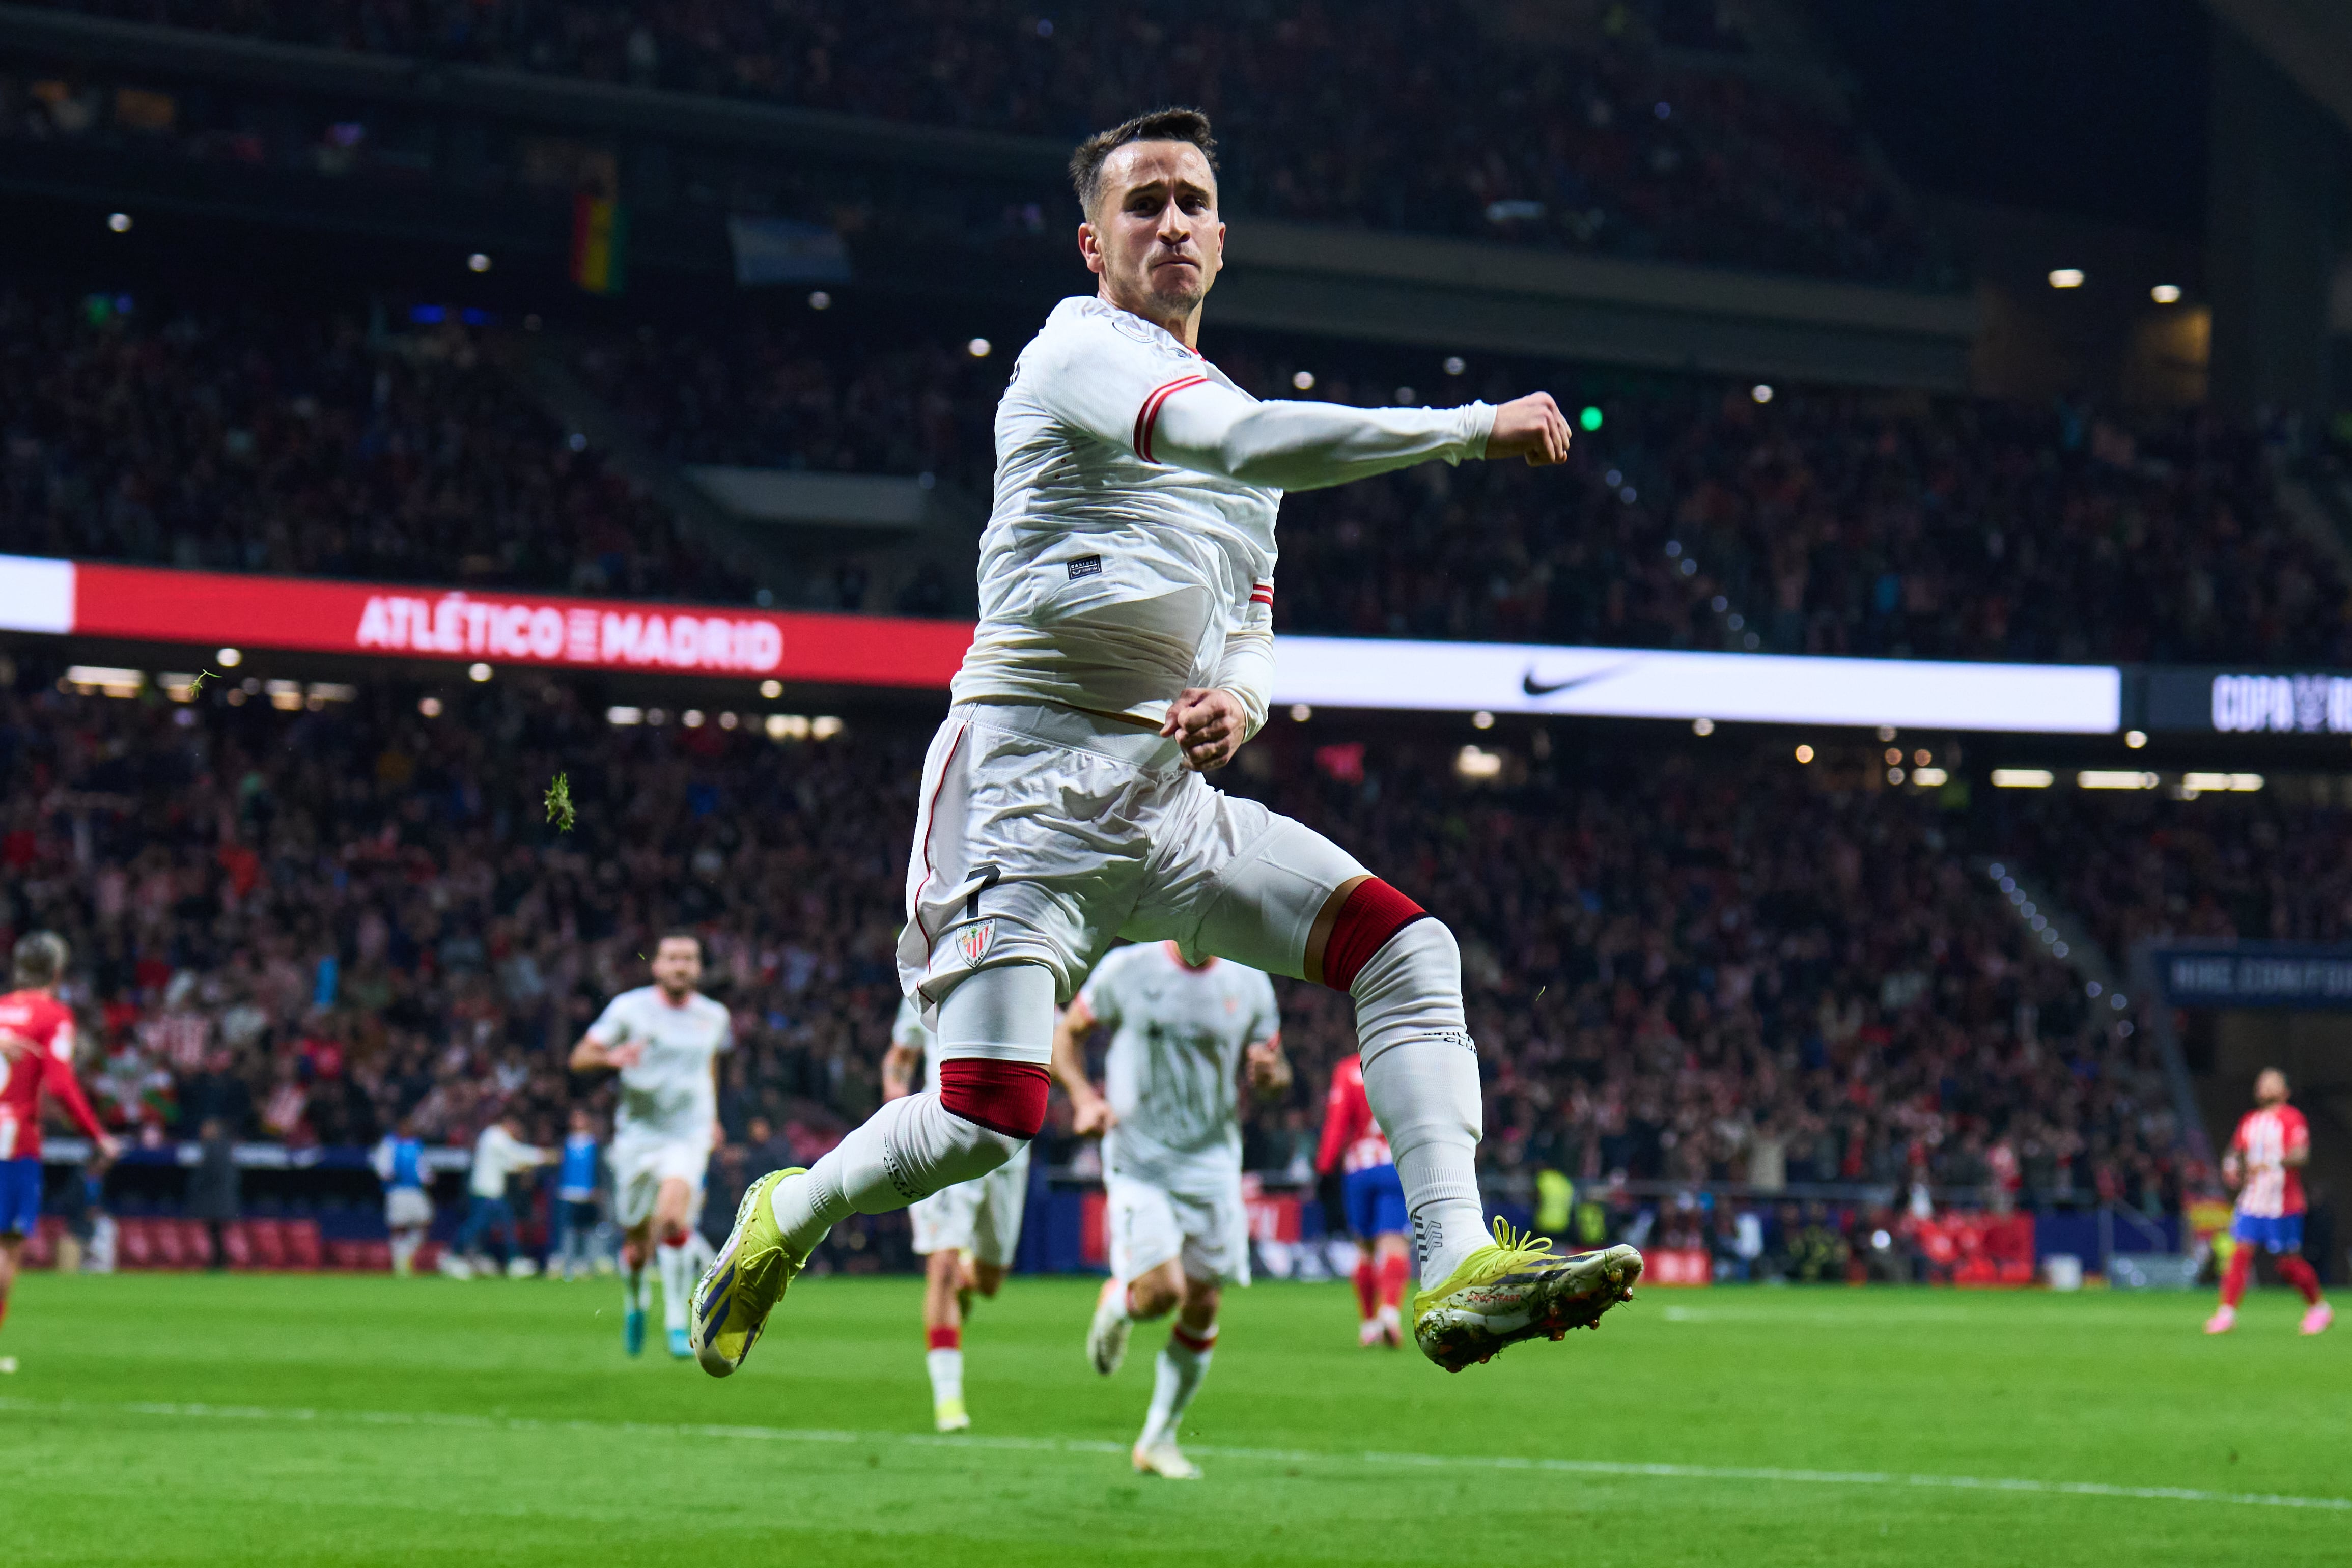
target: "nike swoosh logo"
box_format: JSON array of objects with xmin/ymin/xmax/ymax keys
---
[{"xmin": 1520, "ymin": 661, "xmax": 1634, "ymax": 697}]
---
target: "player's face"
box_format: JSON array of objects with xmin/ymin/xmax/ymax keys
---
[
  {"xmin": 2255, "ymin": 1069, "xmax": 2287, "ymax": 1106},
  {"xmin": 1081, "ymin": 142, "xmax": 1223, "ymax": 324},
  {"xmin": 652, "ymin": 938, "xmax": 702, "ymax": 996}
]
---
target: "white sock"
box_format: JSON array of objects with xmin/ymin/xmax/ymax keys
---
[
  {"xmin": 772, "ymin": 965, "xmax": 1049, "ymax": 1254},
  {"xmin": 772, "ymin": 1091, "xmax": 1023, "ymax": 1254},
  {"xmin": 657, "ymin": 1241, "xmax": 693, "ymax": 1332},
  {"xmin": 1352, "ymin": 918, "xmax": 1486, "ymax": 1290},
  {"xmin": 1140, "ymin": 1326, "xmax": 1215, "ymax": 1449},
  {"xmin": 926, "ymin": 1346, "xmax": 964, "ymax": 1405},
  {"xmin": 622, "ymin": 1259, "xmax": 649, "ymax": 1314},
  {"xmin": 390, "ymin": 1230, "xmax": 419, "ymax": 1276}
]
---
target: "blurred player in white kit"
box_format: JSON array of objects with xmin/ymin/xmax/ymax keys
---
[
  {"xmin": 571, "ymin": 934, "xmax": 730, "ymax": 1359},
  {"xmin": 884, "ymin": 994, "xmax": 1030, "ymax": 1431},
  {"xmin": 1052, "ymin": 942, "xmax": 1286, "ymax": 1479},
  {"xmin": 697, "ymin": 106, "xmax": 1640, "ymax": 1382}
]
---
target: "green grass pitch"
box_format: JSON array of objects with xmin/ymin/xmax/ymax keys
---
[{"xmin": 2, "ymin": 1271, "xmax": 2344, "ymax": 1565}]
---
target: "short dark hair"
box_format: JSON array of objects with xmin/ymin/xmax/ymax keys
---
[
  {"xmin": 1070, "ymin": 107, "xmax": 1218, "ymax": 217},
  {"xmin": 13, "ymin": 931, "xmax": 67, "ymax": 988},
  {"xmin": 655, "ymin": 932, "xmax": 702, "ymax": 956}
]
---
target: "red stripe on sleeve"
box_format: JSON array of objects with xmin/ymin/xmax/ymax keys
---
[{"xmin": 1133, "ymin": 375, "xmax": 1208, "ymax": 464}]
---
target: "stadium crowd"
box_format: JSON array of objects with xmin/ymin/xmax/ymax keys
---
[
  {"xmin": 0, "ymin": 285, "xmax": 748, "ymax": 602},
  {"xmin": 561, "ymin": 310, "xmax": 2352, "ymax": 665},
  {"xmin": 19, "ymin": 0, "xmax": 1939, "ymax": 284},
  {"xmin": 1994, "ymin": 781, "xmax": 2352, "ymax": 964},
  {"xmin": 3, "ymin": 669, "xmax": 2191, "ymax": 1254},
  {"xmin": 12, "ymin": 274, "xmax": 2343, "ymax": 668},
  {"xmin": 570, "ymin": 319, "xmax": 1004, "ymax": 492}
]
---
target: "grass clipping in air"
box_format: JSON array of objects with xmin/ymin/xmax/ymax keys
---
[{"xmin": 545, "ymin": 772, "xmax": 575, "ymax": 832}]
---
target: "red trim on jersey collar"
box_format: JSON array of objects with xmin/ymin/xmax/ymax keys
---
[{"xmin": 1133, "ymin": 374, "xmax": 1209, "ymax": 464}]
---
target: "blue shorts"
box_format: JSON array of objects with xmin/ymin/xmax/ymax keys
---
[
  {"xmin": 0, "ymin": 1157, "xmax": 41, "ymax": 1237},
  {"xmin": 2233, "ymin": 1212, "xmax": 2304, "ymax": 1254},
  {"xmin": 1343, "ymin": 1164, "xmax": 1408, "ymax": 1239}
]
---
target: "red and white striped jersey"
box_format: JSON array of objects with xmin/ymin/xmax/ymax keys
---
[
  {"xmin": 1315, "ymin": 1054, "xmax": 1392, "ymax": 1176},
  {"xmin": 0, "ymin": 989, "xmax": 105, "ymax": 1160},
  {"xmin": 2231, "ymin": 1104, "xmax": 2309, "ymax": 1219}
]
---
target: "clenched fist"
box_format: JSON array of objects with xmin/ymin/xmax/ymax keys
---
[
  {"xmin": 1161, "ymin": 687, "xmax": 1249, "ymax": 771},
  {"xmin": 1485, "ymin": 391, "xmax": 1573, "ymax": 467}
]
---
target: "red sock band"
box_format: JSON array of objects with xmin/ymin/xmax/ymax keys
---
[
  {"xmin": 2221, "ymin": 1246, "xmax": 2254, "ymax": 1309},
  {"xmin": 1170, "ymin": 1322, "xmax": 1217, "ymax": 1354},
  {"xmin": 927, "ymin": 1325, "xmax": 961, "ymax": 1351},
  {"xmin": 660, "ymin": 1226, "xmax": 690, "ymax": 1250},
  {"xmin": 1320, "ymin": 879, "xmax": 1429, "ymax": 993},
  {"xmin": 2278, "ymin": 1254, "xmax": 2325, "ymax": 1306},
  {"xmin": 939, "ymin": 1058, "xmax": 1049, "ymax": 1139},
  {"xmin": 1351, "ymin": 1257, "xmax": 1378, "ymax": 1319},
  {"xmin": 1378, "ymin": 1250, "xmax": 1410, "ymax": 1309}
]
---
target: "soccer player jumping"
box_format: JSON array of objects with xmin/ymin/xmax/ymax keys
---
[
  {"xmin": 2206, "ymin": 1067, "xmax": 2331, "ymax": 1336},
  {"xmin": 696, "ymin": 107, "xmax": 1641, "ymax": 1378}
]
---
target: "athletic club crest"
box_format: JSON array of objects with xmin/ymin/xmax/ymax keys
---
[{"xmin": 955, "ymin": 919, "xmax": 997, "ymax": 967}]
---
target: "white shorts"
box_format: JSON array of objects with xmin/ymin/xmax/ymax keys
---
[
  {"xmin": 610, "ymin": 1132, "xmax": 710, "ymax": 1230},
  {"xmin": 384, "ymin": 1187, "xmax": 433, "ymax": 1230},
  {"xmin": 909, "ymin": 1142, "xmax": 1032, "ymax": 1267},
  {"xmin": 898, "ymin": 700, "xmax": 1366, "ymax": 1023},
  {"xmin": 1106, "ymin": 1170, "xmax": 1251, "ymax": 1288}
]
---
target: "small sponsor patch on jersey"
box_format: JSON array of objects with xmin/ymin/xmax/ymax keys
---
[
  {"xmin": 955, "ymin": 919, "xmax": 998, "ymax": 967},
  {"xmin": 1067, "ymin": 554, "xmax": 1102, "ymax": 581}
]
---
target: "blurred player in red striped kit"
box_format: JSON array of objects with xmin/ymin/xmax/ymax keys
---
[
  {"xmin": 1318, "ymin": 1054, "xmax": 1410, "ymax": 1348},
  {"xmin": 2205, "ymin": 1068, "xmax": 2331, "ymax": 1337},
  {"xmin": 0, "ymin": 933, "xmax": 120, "ymax": 1374}
]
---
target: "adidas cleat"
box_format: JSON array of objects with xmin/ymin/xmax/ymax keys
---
[
  {"xmin": 1086, "ymin": 1275, "xmax": 1134, "ymax": 1377},
  {"xmin": 1132, "ymin": 1440, "xmax": 1201, "ymax": 1480},
  {"xmin": 688, "ymin": 1167, "xmax": 807, "ymax": 1378},
  {"xmin": 934, "ymin": 1395, "xmax": 971, "ymax": 1433},
  {"xmin": 1412, "ymin": 1219, "xmax": 1641, "ymax": 1373},
  {"xmin": 623, "ymin": 1307, "xmax": 646, "ymax": 1357}
]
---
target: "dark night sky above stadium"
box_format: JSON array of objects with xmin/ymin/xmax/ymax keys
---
[{"xmin": 1817, "ymin": 0, "xmax": 2209, "ymax": 236}]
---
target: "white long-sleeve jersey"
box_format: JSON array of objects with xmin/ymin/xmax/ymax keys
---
[{"xmin": 952, "ymin": 296, "xmax": 1494, "ymax": 736}]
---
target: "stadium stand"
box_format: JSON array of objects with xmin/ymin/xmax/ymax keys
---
[
  {"xmin": 1993, "ymin": 781, "xmax": 2352, "ymax": 963},
  {"xmin": 0, "ymin": 285, "xmax": 752, "ymax": 600},
  {"xmin": 10, "ymin": 0, "xmax": 1941, "ymax": 283},
  {"xmin": 0, "ymin": 675, "xmax": 2188, "ymax": 1246},
  {"xmin": 12, "ymin": 272, "xmax": 2335, "ymax": 666}
]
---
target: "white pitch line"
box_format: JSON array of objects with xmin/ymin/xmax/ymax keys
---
[{"xmin": 4, "ymin": 1397, "xmax": 2344, "ymax": 1515}]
